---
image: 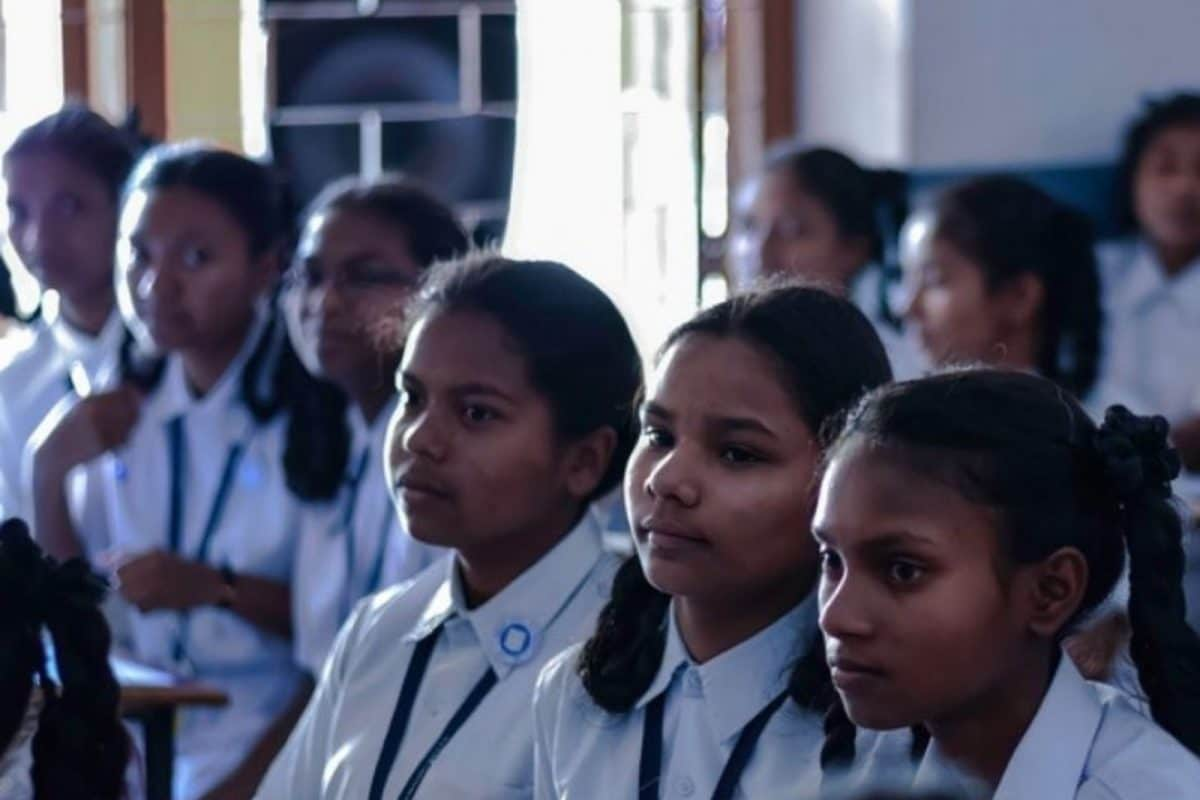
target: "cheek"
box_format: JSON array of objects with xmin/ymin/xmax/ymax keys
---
[
  {"xmin": 707, "ymin": 472, "xmax": 817, "ymax": 576},
  {"xmin": 622, "ymin": 443, "xmax": 653, "ymax": 517}
]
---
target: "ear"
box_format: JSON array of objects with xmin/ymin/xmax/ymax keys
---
[
  {"xmin": 561, "ymin": 426, "xmax": 619, "ymax": 501},
  {"xmin": 1021, "ymin": 546, "xmax": 1089, "ymax": 639},
  {"xmin": 997, "ymin": 272, "xmax": 1045, "ymax": 329}
]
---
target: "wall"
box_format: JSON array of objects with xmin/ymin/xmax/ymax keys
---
[{"xmin": 796, "ymin": 0, "xmax": 1200, "ymax": 169}]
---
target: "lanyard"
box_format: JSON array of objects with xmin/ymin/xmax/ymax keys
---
[
  {"xmin": 165, "ymin": 415, "xmax": 246, "ymax": 663},
  {"xmin": 338, "ymin": 448, "xmax": 395, "ymax": 616},
  {"xmin": 367, "ymin": 624, "xmax": 498, "ymax": 800},
  {"xmin": 638, "ymin": 685, "xmax": 789, "ymax": 800}
]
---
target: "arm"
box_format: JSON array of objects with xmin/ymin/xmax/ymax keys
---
[
  {"xmin": 29, "ymin": 387, "xmax": 142, "ymax": 560},
  {"xmin": 198, "ymin": 675, "xmax": 316, "ymax": 800},
  {"xmin": 116, "ymin": 556, "xmax": 294, "ymax": 639},
  {"xmin": 254, "ymin": 600, "xmax": 371, "ymax": 799}
]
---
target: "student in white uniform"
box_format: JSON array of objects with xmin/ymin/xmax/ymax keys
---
[
  {"xmin": 0, "ymin": 106, "xmax": 135, "ymax": 519},
  {"xmin": 1095, "ymin": 93, "xmax": 1200, "ymax": 449},
  {"xmin": 901, "ymin": 175, "xmax": 1102, "ymax": 407},
  {"xmin": 283, "ymin": 175, "xmax": 469, "ymax": 674},
  {"xmin": 813, "ymin": 369, "xmax": 1200, "ymax": 798},
  {"xmin": 727, "ymin": 145, "xmax": 923, "ymax": 379},
  {"xmin": 258, "ymin": 254, "xmax": 644, "ymax": 799},
  {"xmin": 29, "ymin": 144, "xmax": 313, "ymax": 799},
  {"xmin": 0, "ymin": 518, "xmax": 132, "ymax": 800},
  {"xmin": 534, "ymin": 284, "xmax": 900, "ymax": 799}
]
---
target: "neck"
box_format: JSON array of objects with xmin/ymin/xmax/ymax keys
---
[
  {"xmin": 344, "ymin": 370, "xmax": 397, "ymax": 427},
  {"xmin": 58, "ymin": 288, "xmax": 115, "ymax": 337},
  {"xmin": 455, "ymin": 501, "xmax": 581, "ymax": 608},
  {"xmin": 1153, "ymin": 240, "xmax": 1200, "ymax": 277},
  {"xmin": 675, "ymin": 572, "xmax": 814, "ymax": 664},
  {"xmin": 994, "ymin": 330, "xmax": 1040, "ymax": 376},
  {"xmin": 925, "ymin": 648, "xmax": 1054, "ymax": 789},
  {"xmin": 181, "ymin": 323, "xmax": 253, "ymax": 398}
]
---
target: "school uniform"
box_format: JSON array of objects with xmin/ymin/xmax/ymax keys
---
[
  {"xmin": 1093, "ymin": 238, "xmax": 1200, "ymax": 422},
  {"xmin": 0, "ymin": 300, "xmax": 124, "ymax": 519},
  {"xmin": 291, "ymin": 397, "xmax": 443, "ymax": 675},
  {"xmin": 909, "ymin": 653, "xmax": 1200, "ymax": 799},
  {"xmin": 75, "ymin": 318, "xmax": 306, "ymax": 800},
  {"xmin": 850, "ymin": 266, "xmax": 925, "ymax": 381},
  {"xmin": 257, "ymin": 508, "xmax": 619, "ymax": 800},
  {"xmin": 534, "ymin": 595, "xmax": 829, "ymax": 800}
]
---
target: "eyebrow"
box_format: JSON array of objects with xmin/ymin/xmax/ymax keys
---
[
  {"xmin": 641, "ymin": 401, "xmax": 779, "ymax": 438},
  {"xmin": 811, "ymin": 528, "xmax": 938, "ymax": 550},
  {"xmin": 454, "ymin": 382, "xmax": 517, "ymax": 404}
]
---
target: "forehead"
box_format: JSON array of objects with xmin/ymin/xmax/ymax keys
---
[
  {"xmin": 651, "ymin": 334, "xmax": 810, "ymax": 426},
  {"xmin": 300, "ymin": 206, "xmax": 412, "ymax": 258},
  {"xmin": 5, "ymin": 151, "xmax": 109, "ymax": 199},
  {"xmin": 402, "ymin": 309, "xmax": 532, "ymax": 391},
  {"xmin": 816, "ymin": 441, "xmax": 1001, "ymax": 557},
  {"xmin": 1143, "ymin": 122, "xmax": 1200, "ymax": 158},
  {"xmin": 120, "ymin": 186, "xmax": 243, "ymax": 240}
]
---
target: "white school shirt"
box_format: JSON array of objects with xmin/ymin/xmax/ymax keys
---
[
  {"xmin": 534, "ymin": 595, "xmax": 828, "ymax": 800},
  {"xmin": 1093, "ymin": 238, "xmax": 1200, "ymax": 421},
  {"xmin": 850, "ymin": 267, "xmax": 926, "ymax": 382},
  {"xmin": 257, "ymin": 509, "xmax": 620, "ymax": 800},
  {"xmin": 292, "ymin": 397, "xmax": 443, "ymax": 675},
  {"xmin": 909, "ymin": 653, "xmax": 1200, "ymax": 799},
  {"xmin": 77, "ymin": 326, "xmax": 306, "ymax": 800},
  {"xmin": 0, "ymin": 301, "xmax": 124, "ymax": 519}
]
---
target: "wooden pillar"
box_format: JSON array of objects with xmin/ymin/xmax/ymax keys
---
[
  {"xmin": 126, "ymin": 0, "xmax": 168, "ymax": 140},
  {"xmin": 62, "ymin": 0, "xmax": 91, "ymax": 102},
  {"xmin": 726, "ymin": 0, "xmax": 796, "ymax": 188}
]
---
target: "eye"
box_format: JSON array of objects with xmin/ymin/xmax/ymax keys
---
[
  {"xmin": 643, "ymin": 426, "xmax": 673, "ymax": 449},
  {"xmin": 181, "ymin": 245, "xmax": 211, "ymax": 269},
  {"xmin": 397, "ymin": 383, "xmax": 422, "ymax": 415},
  {"xmin": 886, "ymin": 559, "xmax": 926, "ymax": 587},
  {"xmin": 819, "ymin": 547, "xmax": 843, "ymax": 576},
  {"xmin": 7, "ymin": 203, "xmax": 27, "ymax": 226},
  {"xmin": 463, "ymin": 404, "xmax": 498, "ymax": 425},
  {"xmin": 719, "ymin": 444, "xmax": 762, "ymax": 466}
]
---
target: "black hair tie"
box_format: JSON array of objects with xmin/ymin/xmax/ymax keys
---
[{"xmin": 1094, "ymin": 405, "xmax": 1181, "ymax": 503}]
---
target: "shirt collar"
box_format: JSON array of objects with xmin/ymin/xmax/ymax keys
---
[
  {"xmin": 635, "ymin": 592, "xmax": 819, "ymax": 744},
  {"xmin": 43, "ymin": 298, "xmax": 124, "ymax": 375},
  {"xmin": 1110, "ymin": 240, "xmax": 1200, "ymax": 321},
  {"xmin": 142, "ymin": 310, "xmax": 270, "ymax": 431},
  {"xmin": 991, "ymin": 653, "xmax": 1102, "ymax": 800},
  {"xmin": 349, "ymin": 394, "xmax": 399, "ymax": 453},
  {"xmin": 404, "ymin": 507, "xmax": 607, "ymax": 679}
]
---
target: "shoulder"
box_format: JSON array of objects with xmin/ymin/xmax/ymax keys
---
[
  {"xmin": 337, "ymin": 561, "xmax": 448, "ymax": 656},
  {"xmin": 535, "ymin": 642, "xmax": 585, "ymax": 709},
  {"xmin": 1081, "ymin": 689, "xmax": 1200, "ymax": 798},
  {"xmin": 1094, "ymin": 238, "xmax": 1142, "ymax": 289}
]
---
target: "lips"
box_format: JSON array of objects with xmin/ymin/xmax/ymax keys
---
[
  {"xmin": 392, "ymin": 471, "xmax": 454, "ymax": 500},
  {"xmin": 827, "ymin": 653, "xmax": 889, "ymax": 690}
]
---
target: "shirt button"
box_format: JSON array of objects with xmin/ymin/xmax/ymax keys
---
[{"xmin": 677, "ymin": 776, "xmax": 696, "ymax": 797}]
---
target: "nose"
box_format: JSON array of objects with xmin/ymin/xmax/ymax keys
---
[
  {"xmin": 390, "ymin": 404, "xmax": 448, "ymax": 468},
  {"xmin": 644, "ymin": 446, "xmax": 700, "ymax": 508},
  {"xmin": 818, "ymin": 568, "xmax": 875, "ymax": 642}
]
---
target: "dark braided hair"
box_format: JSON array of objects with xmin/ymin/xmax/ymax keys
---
[
  {"xmin": 578, "ymin": 283, "xmax": 893, "ymax": 713},
  {"xmin": 823, "ymin": 369, "xmax": 1200, "ymax": 757},
  {"xmin": 930, "ymin": 175, "xmax": 1103, "ymax": 400},
  {"xmin": 283, "ymin": 174, "xmax": 469, "ymax": 501},
  {"xmin": 0, "ymin": 518, "xmax": 129, "ymax": 800}
]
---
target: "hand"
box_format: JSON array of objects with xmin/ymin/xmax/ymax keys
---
[
  {"xmin": 1065, "ymin": 610, "xmax": 1130, "ymax": 680},
  {"xmin": 115, "ymin": 550, "xmax": 222, "ymax": 613},
  {"xmin": 43, "ymin": 385, "xmax": 143, "ymax": 471},
  {"xmin": 1172, "ymin": 414, "xmax": 1200, "ymax": 472}
]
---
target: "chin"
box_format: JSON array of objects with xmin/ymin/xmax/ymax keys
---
[
  {"xmin": 838, "ymin": 692, "xmax": 922, "ymax": 732},
  {"xmin": 641, "ymin": 558, "xmax": 709, "ymax": 599}
]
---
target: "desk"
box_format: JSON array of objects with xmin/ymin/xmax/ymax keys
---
[{"xmin": 115, "ymin": 657, "xmax": 228, "ymax": 800}]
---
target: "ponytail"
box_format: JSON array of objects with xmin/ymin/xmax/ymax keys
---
[
  {"xmin": 0, "ymin": 518, "xmax": 129, "ymax": 800},
  {"xmin": 577, "ymin": 557, "xmax": 670, "ymax": 712}
]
